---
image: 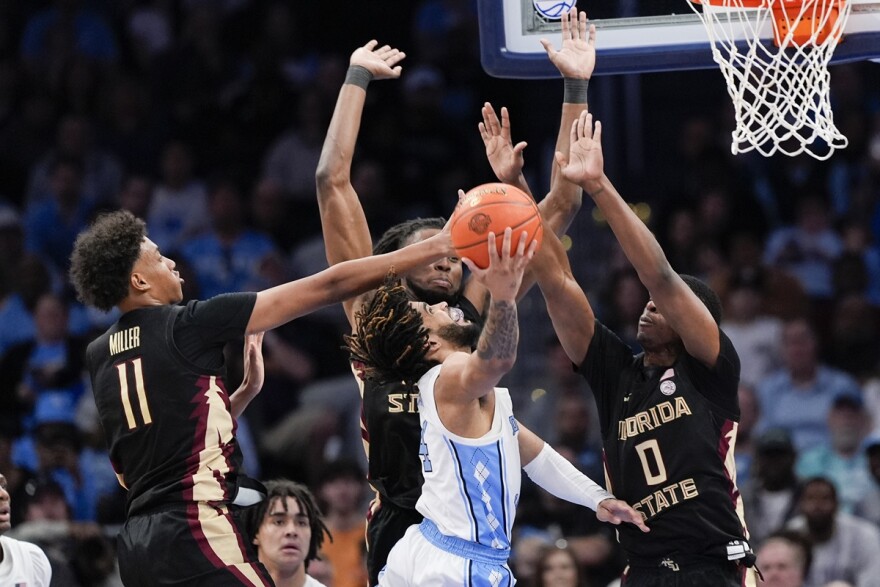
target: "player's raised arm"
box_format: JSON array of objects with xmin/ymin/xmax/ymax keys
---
[
  {"xmin": 557, "ymin": 111, "xmax": 720, "ymax": 366},
  {"xmin": 247, "ymin": 226, "xmax": 454, "ymax": 334},
  {"xmin": 539, "ymin": 6, "xmax": 595, "ymax": 234},
  {"xmin": 532, "ymin": 228, "xmax": 596, "ymax": 364},
  {"xmin": 315, "ymin": 40, "xmax": 405, "ymax": 324},
  {"xmin": 436, "ymin": 229, "xmax": 536, "ymax": 404}
]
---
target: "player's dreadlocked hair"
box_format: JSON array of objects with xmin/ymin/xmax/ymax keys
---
[
  {"xmin": 69, "ymin": 210, "xmax": 146, "ymax": 311},
  {"xmin": 679, "ymin": 274, "xmax": 723, "ymax": 325},
  {"xmin": 242, "ymin": 479, "xmax": 331, "ymax": 570},
  {"xmin": 345, "ymin": 276, "xmax": 437, "ymax": 382},
  {"xmin": 373, "ymin": 217, "xmax": 446, "ymax": 255}
]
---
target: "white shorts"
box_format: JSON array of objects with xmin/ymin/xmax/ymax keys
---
[{"xmin": 377, "ymin": 520, "xmax": 515, "ymax": 586}]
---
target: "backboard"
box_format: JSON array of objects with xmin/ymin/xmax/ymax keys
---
[{"xmin": 479, "ymin": 0, "xmax": 880, "ymax": 77}]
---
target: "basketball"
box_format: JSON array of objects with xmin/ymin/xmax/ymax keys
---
[{"xmin": 449, "ymin": 183, "xmax": 543, "ymax": 269}]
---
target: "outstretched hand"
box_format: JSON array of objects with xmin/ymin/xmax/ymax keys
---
[
  {"xmin": 540, "ymin": 8, "xmax": 596, "ymax": 80},
  {"xmin": 597, "ymin": 498, "xmax": 651, "ymax": 533},
  {"xmin": 555, "ymin": 110, "xmax": 604, "ymax": 189},
  {"xmin": 349, "ymin": 40, "xmax": 406, "ymax": 80},
  {"xmin": 479, "ymin": 102, "xmax": 527, "ymax": 185},
  {"xmin": 463, "ymin": 228, "xmax": 538, "ymax": 300}
]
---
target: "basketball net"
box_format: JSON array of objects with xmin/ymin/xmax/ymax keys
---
[{"xmin": 688, "ymin": 0, "xmax": 852, "ymax": 160}]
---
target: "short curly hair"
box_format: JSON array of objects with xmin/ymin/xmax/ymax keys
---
[{"xmin": 69, "ymin": 211, "xmax": 146, "ymax": 311}]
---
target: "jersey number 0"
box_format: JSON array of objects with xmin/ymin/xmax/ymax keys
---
[{"xmin": 115, "ymin": 358, "xmax": 153, "ymax": 430}]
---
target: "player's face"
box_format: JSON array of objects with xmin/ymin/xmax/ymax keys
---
[
  {"xmin": 756, "ymin": 541, "xmax": 804, "ymax": 587},
  {"xmin": 636, "ymin": 299, "xmax": 679, "ymax": 348},
  {"xmin": 254, "ymin": 496, "xmax": 311, "ymax": 577},
  {"xmin": 413, "ymin": 301, "xmax": 480, "ymax": 350},
  {"xmin": 0, "ymin": 473, "xmax": 10, "ymax": 534},
  {"xmin": 539, "ymin": 549, "xmax": 578, "ymax": 587},
  {"xmin": 133, "ymin": 238, "xmax": 184, "ymax": 304},
  {"xmin": 402, "ymin": 228, "xmax": 464, "ymax": 305}
]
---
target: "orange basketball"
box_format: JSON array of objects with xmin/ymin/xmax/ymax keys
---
[{"xmin": 450, "ymin": 183, "xmax": 543, "ymax": 269}]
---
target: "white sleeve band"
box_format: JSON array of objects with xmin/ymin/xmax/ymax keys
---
[{"xmin": 522, "ymin": 442, "xmax": 614, "ymax": 511}]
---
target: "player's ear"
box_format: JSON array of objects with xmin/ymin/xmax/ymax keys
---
[{"xmin": 130, "ymin": 272, "xmax": 150, "ymax": 292}]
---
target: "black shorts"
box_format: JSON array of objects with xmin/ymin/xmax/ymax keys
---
[
  {"xmin": 365, "ymin": 498, "xmax": 423, "ymax": 587},
  {"xmin": 623, "ymin": 561, "xmax": 754, "ymax": 587},
  {"xmin": 117, "ymin": 503, "xmax": 275, "ymax": 587}
]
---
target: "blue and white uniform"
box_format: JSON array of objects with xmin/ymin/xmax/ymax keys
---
[{"xmin": 379, "ymin": 364, "xmax": 521, "ymax": 586}]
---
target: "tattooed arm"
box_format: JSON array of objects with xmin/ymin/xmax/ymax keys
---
[{"xmin": 435, "ymin": 229, "xmax": 536, "ymax": 404}]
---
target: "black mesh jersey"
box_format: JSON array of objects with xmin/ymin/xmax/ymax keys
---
[
  {"xmin": 86, "ymin": 293, "xmax": 256, "ymax": 517},
  {"xmin": 578, "ymin": 321, "xmax": 749, "ymax": 563},
  {"xmin": 356, "ymin": 295, "xmax": 483, "ymax": 509}
]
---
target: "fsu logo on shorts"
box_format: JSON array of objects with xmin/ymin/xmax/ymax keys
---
[
  {"xmin": 469, "ymin": 213, "xmax": 491, "ymax": 235},
  {"xmin": 660, "ymin": 380, "xmax": 677, "ymax": 396}
]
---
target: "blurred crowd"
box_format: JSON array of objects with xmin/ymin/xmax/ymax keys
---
[{"xmin": 0, "ymin": 1, "xmax": 880, "ymax": 586}]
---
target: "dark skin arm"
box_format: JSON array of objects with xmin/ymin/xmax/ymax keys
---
[{"xmin": 556, "ymin": 111, "xmax": 720, "ymax": 366}]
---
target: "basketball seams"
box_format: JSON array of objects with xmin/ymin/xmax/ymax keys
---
[{"xmin": 452, "ymin": 212, "xmax": 541, "ymax": 250}]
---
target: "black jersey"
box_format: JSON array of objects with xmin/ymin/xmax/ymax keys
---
[
  {"xmin": 579, "ymin": 321, "xmax": 748, "ymax": 563},
  {"xmin": 86, "ymin": 293, "xmax": 256, "ymax": 517},
  {"xmin": 357, "ymin": 295, "xmax": 482, "ymax": 509}
]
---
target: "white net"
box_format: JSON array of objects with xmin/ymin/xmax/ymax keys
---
[{"xmin": 688, "ymin": 0, "xmax": 852, "ymax": 160}]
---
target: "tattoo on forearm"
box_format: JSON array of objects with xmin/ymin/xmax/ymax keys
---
[{"xmin": 477, "ymin": 300, "xmax": 518, "ymax": 361}]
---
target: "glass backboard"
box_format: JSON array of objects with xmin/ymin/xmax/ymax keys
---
[{"xmin": 479, "ymin": 0, "xmax": 880, "ymax": 77}]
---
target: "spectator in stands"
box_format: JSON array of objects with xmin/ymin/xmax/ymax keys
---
[
  {"xmin": 756, "ymin": 530, "xmax": 812, "ymax": 587},
  {"xmin": 24, "ymin": 156, "xmax": 93, "ymax": 274},
  {"xmin": 25, "ymin": 114, "xmax": 122, "ymax": 208},
  {"xmin": 0, "ymin": 255, "xmax": 53, "ymax": 358},
  {"xmin": 534, "ymin": 544, "xmax": 582, "ymax": 587},
  {"xmin": 720, "ymin": 268, "xmax": 783, "ymax": 387},
  {"xmin": 741, "ymin": 429, "xmax": 800, "ymax": 544},
  {"xmin": 316, "ymin": 459, "xmax": 368, "ymax": 587},
  {"xmin": 797, "ymin": 395, "xmax": 873, "ymax": 513},
  {"xmin": 763, "ymin": 194, "xmax": 843, "ymax": 302},
  {"xmin": 787, "ymin": 477, "xmax": 880, "ymax": 586},
  {"xmin": 0, "ymin": 470, "xmax": 52, "ymax": 586},
  {"xmin": 756, "ymin": 317, "xmax": 862, "ymax": 452},
  {"xmin": 145, "ymin": 140, "xmax": 210, "ymax": 252},
  {"xmin": 180, "ymin": 178, "xmax": 279, "ymax": 298},
  {"xmin": 854, "ymin": 435, "xmax": 880, "ymax": 525}
]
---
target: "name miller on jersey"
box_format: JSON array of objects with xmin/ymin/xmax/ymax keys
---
[
  {"xmin": 109, "ymin": 326, "xmax": 141, "ymax": 355},
  {"xmin": 617, "ymin": 397, "xmax": 692, "ymax": 441}
]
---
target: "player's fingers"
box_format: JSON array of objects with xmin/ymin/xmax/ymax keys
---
[
  {"xmin": 594, "ymin": 120, "xmax": 603, "ymax": 145},
  {"xmin": 584, "ymin": 112, "xmax": 594, "ymax": 140},
  {"xmin": 486, "ymin": 231, "xmax": 500, "ymax": 264},
  {"xmin": 570, "ymin": 8, "xmax": 580, "ymax": 41},
  {"xmin": 539, "ymin": 38, "xmax": 556, "ymax": 59},
  {"xmin": 569, "ymin": 117, "xmax": 579, "ymax": 146},
  {"xmin": 561, "ymin": 8, "xmax": 570, "ymax": 38},
  {"xmin": 526, "ymin": 238, "xmax": 539, "ymax": 260},
  {"xmin": 391, "ymin": 65, "xmax": 403, "ymax": 77},
  {"xmin": 500, "ymin": 106, "xmax": 511, "ymax": 129},
  {"xmin": 387, "ymin": 51, "xmax": 406, "ymax": 67},
  {"xmin": 579, "ymin": 11, "xmax": 588, "ymax": 40},
  {"xmin": 576, "ymin": 111, "xmax": 586, "ymax": 140},
  {"xmin": 485, "ymin": 103, "xmax": 501, "ymax": 135},
  {"xmin": 478, "ymin": 122, "xmax": 488, "ymax": 140},
  {"xmin": 588, "ymin": 23, "xmax": 597, "ymax": 47},
  {"xmin": 516, "ymin": 230, "xmax": 528, "ymax": 257},
  {"xmin": 376, "ymin": 44, "xmax": 391, "ymax": 55},
  {"xmin": 458, "ymin": 188, "xmax": 467, "ymax": 202},
  {"xmin": 364, "ymin": 39, "xmax": 379, "ymax": 51},
  {"xmin": 500, "ymin": 227, "xmax": 514, "ymax": 258},
  {"xmin": 513, "ymin": 141, "xmax": 528, "ymax": 154}
]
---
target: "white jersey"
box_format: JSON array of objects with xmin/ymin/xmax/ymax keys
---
[
  {"xmin": 0, "ymin": 535, "xmax": 52, "ymax": 587},
  {"xmin": 415, "ymin": 364, "xmax": 522, "ymax": 550}
]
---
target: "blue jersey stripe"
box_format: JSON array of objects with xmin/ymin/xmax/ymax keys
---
[{"xmin": 447, "ymin": 437, "xmax": 479, "ymax": 542}]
